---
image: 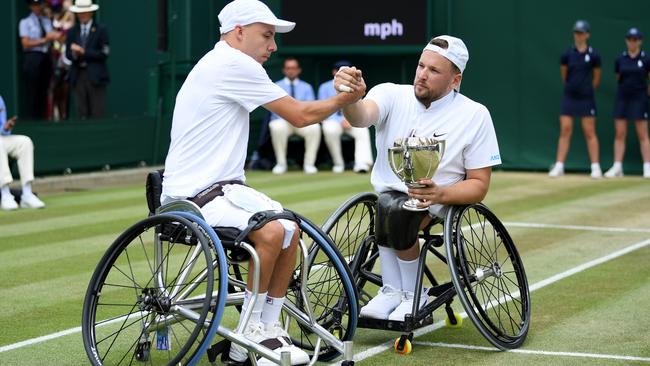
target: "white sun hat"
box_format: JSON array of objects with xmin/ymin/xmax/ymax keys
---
[
  {"xmin": 218, "ymin": 0, "xmax": 295, "ymax": 35},
  {"xmin": 69, "ymin": 0, "xmax": 99, "ymax": 13}
]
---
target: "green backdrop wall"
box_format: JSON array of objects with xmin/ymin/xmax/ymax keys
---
[{"xmin": 2, "ymin": 0, "xmax": 649, "ymax": 176}]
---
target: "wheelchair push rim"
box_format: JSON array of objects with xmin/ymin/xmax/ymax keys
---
[
  {"xmin": 445, "ymin": 203, "xmax": 531, "ymax": 350},
  {"xmin": 82, "ymin": 213, "xmax": 227, "ymax": 365}
]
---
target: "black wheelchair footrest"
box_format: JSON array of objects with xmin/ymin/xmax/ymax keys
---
[{"xmin": 357, "ymin": 314, "xmax": 433, "ymax": 332}]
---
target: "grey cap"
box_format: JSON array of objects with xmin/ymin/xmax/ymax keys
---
[{"xmin": 573, "ymin": 20, "xmax": 590, "ymax": 33}]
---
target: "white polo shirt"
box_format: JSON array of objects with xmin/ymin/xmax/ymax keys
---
[
  {"xmin": 162, "ymin": 41, "xmax": 287, "ymax": 201},
  {"xmin": 367, "ymin": 83, "xmax": 501, "ymax": 195}
]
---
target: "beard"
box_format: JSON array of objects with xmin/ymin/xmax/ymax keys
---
[{"xmin": 414, "ymin": 84, "xmax": 440, "ymax": 106}]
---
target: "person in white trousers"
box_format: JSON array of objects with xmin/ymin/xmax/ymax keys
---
[
  {"xmin": 0, "ymin": 95, "xmax": 45, "ymax": 210},
  {"xmin": 319, "ymin": 60, "xmax": 374, "ymax": 173},
  {"xmin": 269, "ymin": 57, "xmax": 321, "ymax": 174}
]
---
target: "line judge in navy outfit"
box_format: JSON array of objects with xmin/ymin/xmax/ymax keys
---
[
  {"xmin": 18, "ymin": 0, "xmax": 61, "ymax": 120},
  {"xmin": 550, "ymin": 20, "xmax": 602, "ymax": 178},
  {"xmin": 603, "ymin": 27, "xmax": 650, "ymax": 179},
  {"xmin": 65, "ymin": 0, "xmax": 110, "ymax": 119}
]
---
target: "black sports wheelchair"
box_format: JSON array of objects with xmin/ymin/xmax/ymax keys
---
[
  {"xmin": 321, "ymin": 192, "xmax": 531, "ymax": 354},
  {"xmin": 82, "ymin": 170, "xmax": 357, "ymax": 366}
]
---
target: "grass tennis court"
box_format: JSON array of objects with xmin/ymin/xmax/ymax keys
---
[{"xmin": 1, "ymin": 171, "xmax": 649, "ymax": 365}]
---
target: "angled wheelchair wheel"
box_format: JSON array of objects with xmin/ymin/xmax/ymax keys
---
[
  {"xmin": 322, "ymin": 193, "xmax": 380, "ymax": 306},
  {"xmin": 283, "ymin": 215, "xmax": 359, "ymax": 362},
  {"xmin": 82, "ymin": 213, "xmax": 228, "ymax": 365},
  {"xmin": 445, "ymin": 204, "xmax": 531, "ymax": 350}
]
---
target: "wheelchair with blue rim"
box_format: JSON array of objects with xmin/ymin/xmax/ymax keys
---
[
  {"xmin": 322, "ymin": 192, "xmax": 530, "ymax": 354},
  {"xmin": 81, "ymin": 170, "xmax": 357, "ymax": 365}
]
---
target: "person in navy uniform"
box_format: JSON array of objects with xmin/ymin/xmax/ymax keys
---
[
  {"xmin": 65, "ymin": 0, "xmax": 110, "ymax": 119},
  {"xmin": 550, "ymin": 20, "xmax": 602, "ymax": 178},
  {"xmin": 18, "ymin": 0, "xmax": 61, "ymax": 120},
  {"xmin": 604, "ymin": 27, "xmax": 650, "ymax": 179}
]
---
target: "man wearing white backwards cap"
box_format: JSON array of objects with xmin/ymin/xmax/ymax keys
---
[
  {"xmin": 160, "ymin": 0, "xmax": 362, "ymax": 364},
  {"xmin": 336, "ymin": 36, "xmax": 501, "ymax": 321}
]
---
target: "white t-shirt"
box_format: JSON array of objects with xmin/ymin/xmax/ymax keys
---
[
  {"xmin": 367, "ymin": 83, "xmax": 501, "ymax": 196},
  {"xmin": 161, "ymin": 41, "xmax": 287, "ymax": 201}
]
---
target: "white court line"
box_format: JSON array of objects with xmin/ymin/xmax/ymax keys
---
[
  {"xmin": 504, "ymin": 221, "xmax": 650, "ymax": 234},
  {"xmin": 413, "ymin": 341, "xmax": 650, "ymax": 363},
  {"xmin": 327, "ymin": 237, "xmax": 650, "ymax": 366},
  {"xmin": 0, "ymin": 327, "xmax": 81, "ymax": 353}
]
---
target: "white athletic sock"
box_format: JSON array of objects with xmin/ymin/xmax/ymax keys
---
[
  {"xmin": 590, "ymin": 163, "xmax": 600, "ymax": 170},
  {"xmin": 238, "ymin": 290, "xmax": 267, "ymax": 327},
  {"xmin": 261, "ymin": 295, "xmax": 285, "ymax": 327},
  {"xmin": 644, "ymin": 162, "xmax": 650, "ymax": 169},
  {"xmin": 1, "ymin": 185, "xmax": 10, "ymax": 197},
  {"xmin": 397, "ymin": 257, "xmax": 420, "ymax": 293},
  {"xmin": 613, "ymin": 162, "xmax": 623, "ymax": 169},
  {"xmin": 554, "ymin": 162, "xmax": 564, "ymax": 169},
  {"xmin": 378, "ymin": 246, "xmax": 401, "ymax": 290},
  {"xmin": 22, "ymin": 182, "xmax": 33, "ymax": 196}
]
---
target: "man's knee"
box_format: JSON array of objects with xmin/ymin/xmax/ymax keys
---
[
  {"xmin": 269, "ymin": 119, "xmax": 290, "ymax": 136},
  {"xmin": 251, "ymin": 220, "xmax": 285, "ymax": 249}
]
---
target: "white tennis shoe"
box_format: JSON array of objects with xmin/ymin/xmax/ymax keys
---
[
  {"xmin": 359, "ymin": 285, "xmax": 402, "ymax": 320},
  {"xmin": 388, "ymin": 289, "xmax": 429, "ymax": 321},
  {"xmin": 548, "ymin": 164, "xmax": 564, "ymax": 177},
  {"xmin": 604, "ymin": 165, "xmax": 623, "ymax": 178}
]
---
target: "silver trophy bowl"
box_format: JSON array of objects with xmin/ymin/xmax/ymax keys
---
[{"xmin": 388, "ymin": 136, "xmax": 446, "ymax": 211}]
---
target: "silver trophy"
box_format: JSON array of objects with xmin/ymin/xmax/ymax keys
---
[{"xmin": 388, "ymin": 134, "xmax": 446, "ymax": 211}]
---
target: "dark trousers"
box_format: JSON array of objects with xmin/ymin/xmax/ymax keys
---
[
  {"xmin": 22, "ymin": 52, "xmax": 52, "ymax": 120},
  {"xmin": 74, "ymin": 69, "xmax": 106, "ymax": 119}
]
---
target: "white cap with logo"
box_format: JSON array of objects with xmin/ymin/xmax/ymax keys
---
[
  {"xmin": 218, "ymin": 0, "xmax": 295, "ymax": 35},
  {"xmin": 423, "ymin": 35, "xmax": 469, "ymax": 74}
]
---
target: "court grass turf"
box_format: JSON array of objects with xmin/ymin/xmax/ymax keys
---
[{"xmin": 0, "ymin": 171, "xmax": 649, "ymax": 365}]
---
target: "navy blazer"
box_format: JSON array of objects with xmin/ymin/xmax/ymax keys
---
[{"xmin": 65, "ymin": 20, "xmax": 110, "ymax": 87}]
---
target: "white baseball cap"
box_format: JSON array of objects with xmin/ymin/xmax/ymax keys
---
[
  {"xmin": 423, "ymin": 35, "xmax": 469, "ymax": 74},
  {"xmin": 218, "ymin": 0, "xmax": 295, "ymax": 35}
]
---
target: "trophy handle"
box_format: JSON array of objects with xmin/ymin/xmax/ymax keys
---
[
  {"xmin": 437, "ymin": 140, "xmax": 446, "ymax": 162},
  {"xmin": 388, "ymin": 147, "xmax": 404, "ymax": 177}
]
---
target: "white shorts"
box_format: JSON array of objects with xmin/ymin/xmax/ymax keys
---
[{"xmin": 200, "ymin": 184, "xmax": 295, "ymax": 249}]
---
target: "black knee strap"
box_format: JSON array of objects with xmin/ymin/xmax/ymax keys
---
[
  {"xmin": 375, "ymin": 191, "xmax": 428, "ymax": 250},
  {"xmin": 234, "ymin": 210, "xmax": 301, "ymax": 245}
]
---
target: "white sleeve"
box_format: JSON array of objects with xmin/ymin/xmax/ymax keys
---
[
  {"xmin": 464, "ymin": 106, "xmax": 502, "ymax": 169},
  {"xmin": 365, "ymin": 83, "xmax": 397, "ymax": 128},
  {"xmin": 221, "ymin": 58, "xmax": 287, "ymax": 112}
]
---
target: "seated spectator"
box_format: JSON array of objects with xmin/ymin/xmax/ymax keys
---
[
  {"xmin": 0, "ymin": 95, "xmax": 45, "ymax": 210},
  {"xmin": 269, "ymin": 57, "xmax": 321, "ymax": 174},
  {"xmin": 319, "ymin": 60, "xmax": 374, "ymax": 173}
]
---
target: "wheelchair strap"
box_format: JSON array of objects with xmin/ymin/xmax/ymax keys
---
[{"xmin": 234, "ymin": 210, "xmax": 301, "ymax": 245}]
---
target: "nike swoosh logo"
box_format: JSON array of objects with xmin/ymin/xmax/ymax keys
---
[{"xmin": 433, "ymin": 133, "xmax": 446, "ymax": 138}]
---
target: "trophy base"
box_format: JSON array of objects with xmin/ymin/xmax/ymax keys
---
[{"xmin": 402, "ymin": 199, "xmax": 429, "ymax": 212}]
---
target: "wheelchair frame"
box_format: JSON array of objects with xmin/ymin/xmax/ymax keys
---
[
  {"xmin": 323, "ymin": 192, "xmax": 531, "ymax": 353},
  {"xmin": 82, "ymin": 197, "xmax": 357, "ymax": 366}
]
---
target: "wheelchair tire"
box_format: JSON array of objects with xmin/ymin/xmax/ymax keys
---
[
  {"xmin": 82, "ymin": 213, "xmax": 228, "ymax": 365},
  {"xmin": 285, "ymin": 214, "xmax": 359, "ymax": 362},
  {"xmin": 444, "ymin": 204, "xmax": 531, "ymax": 350}
]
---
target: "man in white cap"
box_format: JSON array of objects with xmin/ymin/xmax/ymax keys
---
[
  {"xmin": 160, "ymin": 0, "xmax": 361, "ymax": 364},
  {"xmin": 336, "ymin": 36, "xmax": 501, "ymax": 321}
]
